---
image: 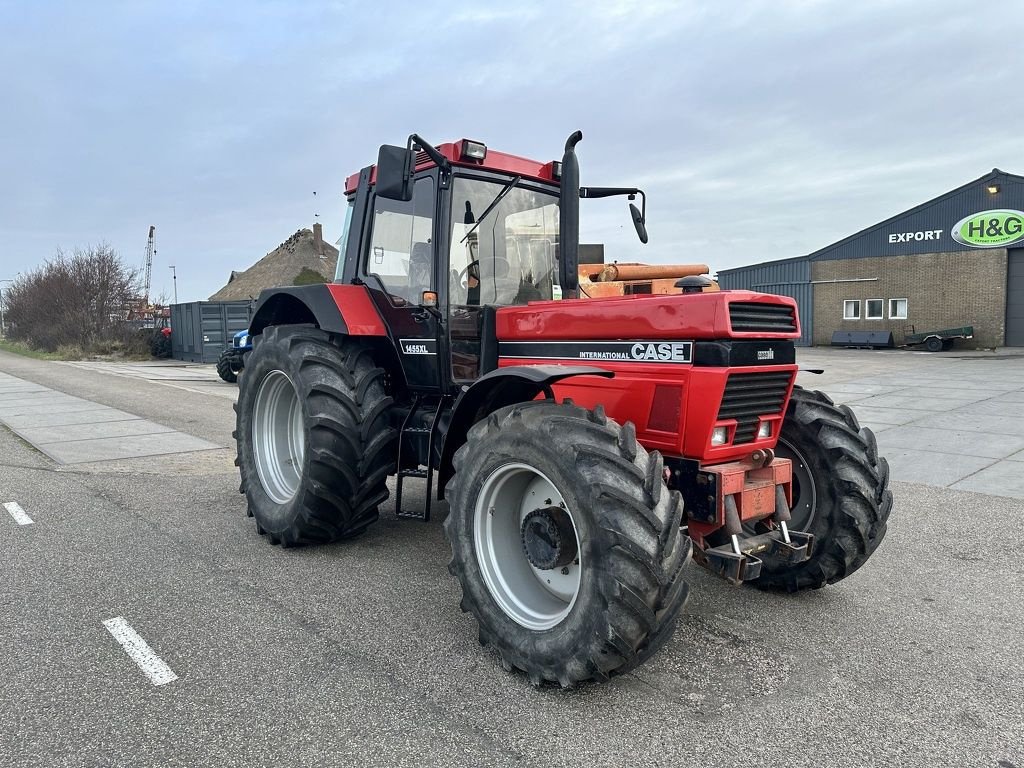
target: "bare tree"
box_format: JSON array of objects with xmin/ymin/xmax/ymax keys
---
[{"xmin": 4, "ymin": 244, "xmax": 142, "ymax": 352}]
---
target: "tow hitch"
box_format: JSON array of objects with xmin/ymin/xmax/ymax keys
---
[
  {"xmin": 666, "ymin": 451, "xmax": 815, "ymax": 584},
  {"xmin": 692, "ymin": 526, "xmax": 814, "ymax": 583}
]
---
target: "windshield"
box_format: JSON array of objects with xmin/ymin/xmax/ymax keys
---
[{"xmin": 449, "ymin": 177, "xmax": 559, "ymax": 305}]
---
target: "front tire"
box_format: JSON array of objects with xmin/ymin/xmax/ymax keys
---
[
  {"xmin": 217, "ymin": 349, "xmax": 242, "ymax": 383},
  {"xmin": 754, "ymin": 386, "xmax": 892, "ymax": 591},
  {"xmin": 444, "ymin": 400, "xmax": 690, "ymax": 687},
  {"xmin": 234, "ymin": 325, "xmax": 397, "ymax": 546}
]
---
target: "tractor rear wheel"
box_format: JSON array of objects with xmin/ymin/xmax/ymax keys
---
[
  {"xmin": 444, "ymin": 400, "xmax": 690, "ymax": 687},
  {"xmin": 217, "ymin": 349, "xmax": 243, "ymax": 383},
  {"xmin": 754, "ymin": 386, "xmax": 892, "ymax": 591},
  {"xmin": 234, "ymin": 325, "xmax": 397, "ymax": 545}
]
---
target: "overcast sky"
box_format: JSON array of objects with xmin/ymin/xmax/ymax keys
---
[{"xmin": 2, "ymin": 0, "xmax": 1022, "ymax": 302}]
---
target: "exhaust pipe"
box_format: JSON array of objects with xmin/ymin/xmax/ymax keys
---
[{"xmin": 559, "ymin": 130, "xmax": 582, "ymax": 297}]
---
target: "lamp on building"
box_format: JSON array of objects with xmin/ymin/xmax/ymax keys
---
[{"xmin": 986, "ymin": 184, "xmax": 1000, "ymax": 194}]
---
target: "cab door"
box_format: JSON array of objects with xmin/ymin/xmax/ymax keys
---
[{"xmin": 360, "ymin": 174, "xmax": 442, "ymax": 391}]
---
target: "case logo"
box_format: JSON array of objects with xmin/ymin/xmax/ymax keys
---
[
  {"xmin": 628, "ymin": 342, "xmax": 692, "ymax": 362},
  {"xmin": 500, "ymin": 340, "xmax": 693, "ymax": 364},
  {"xmin": 756, "ymin": 349, "xmax": 775, "ymax": 361}
]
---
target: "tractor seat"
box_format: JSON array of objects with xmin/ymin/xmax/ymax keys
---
[{"xmin": 409, "ymin": 242, "xmax": 433, "ymax": 299}]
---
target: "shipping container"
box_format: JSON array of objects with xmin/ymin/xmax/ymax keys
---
[{"xmin": 170, "ymin": 301, "xmax": 251, "ymax": 363}]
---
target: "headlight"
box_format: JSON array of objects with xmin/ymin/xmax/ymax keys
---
[
  {"xmin": 757, "ymin": 421, "xmax": 772, "ymax": 439},
  {"xmin": 711, "ymin": 426, "xmax": 729, "ymax": 446}
]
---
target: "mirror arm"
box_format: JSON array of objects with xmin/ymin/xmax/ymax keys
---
[
  {"xmin": 579, "ymin": 186, "xmax": 639, "ymax": 200},
  {"xmin": 407, "ymin": 134, "xmax": 450, "ymax": 171},
  {"xmin": 579, "ymin": 186, "xmax": 646, "ymax": 220}
]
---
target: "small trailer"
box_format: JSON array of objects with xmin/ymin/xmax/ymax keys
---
[{"xmin": 904, "ymin": 325, "xmax": 974, "ymax": 352}]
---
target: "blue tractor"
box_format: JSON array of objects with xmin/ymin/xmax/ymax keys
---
[{"xmin": 217, "ymin": 329, "xmax": 252, "ymax": 383}]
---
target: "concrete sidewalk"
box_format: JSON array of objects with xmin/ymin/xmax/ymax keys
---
[
  {"xmin": 796, "ymin": 348, "xmax": 1024, "ymax": 499},
  {"xmin": 0, "ymin": 371, "xmax": 221, "ymax": 465},
  {"xmin": 61, "ymin": 359, "xmax": 238, "ymax": 401}
]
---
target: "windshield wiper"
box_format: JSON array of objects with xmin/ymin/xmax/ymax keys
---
[{"xmin": 460, "ymin": 176, "xmax": 521, "ymax": 243}]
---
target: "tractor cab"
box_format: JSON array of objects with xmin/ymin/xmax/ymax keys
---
[
  {"xmin": 331, "ymin": 133, "xmax": 645, "ymax": 388},
  {"xmin": 338, "ymin": 139, "xmax": 564, "ymax": 308}
]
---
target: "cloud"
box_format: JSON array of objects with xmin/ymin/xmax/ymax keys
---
[{"xmin": 0, "ymin": 0, "xmax": 1022, "ymax": 300}]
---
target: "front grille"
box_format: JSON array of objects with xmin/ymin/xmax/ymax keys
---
[
  {"xmin": 729, "ymin": 301, "xmax": 797, "ymax": 333},
  {"xmin": 718, "ymin": 371, "xmax": 793, "ymax": 444}
]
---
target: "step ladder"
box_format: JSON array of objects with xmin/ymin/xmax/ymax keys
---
[{"xmin": 395, "ymin": 395, "xmax": 449, "ymax": 522}]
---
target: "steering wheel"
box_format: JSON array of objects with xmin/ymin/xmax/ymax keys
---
[{"xmin": 457, "ymin": 260, "xmax": 480, "ymax": 289}]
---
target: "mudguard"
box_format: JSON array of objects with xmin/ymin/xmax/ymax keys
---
[
  {"xmin": 436, "ymin": 365, "xmax": 614, "ymax": 496},
  {"xmin": 248, "ymin": 284, "xmax": 386, "ymax": 337}
]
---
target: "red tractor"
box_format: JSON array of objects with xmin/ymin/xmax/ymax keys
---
[{"xmin": 234, "ymin": 132, "xmax": 892, "ymax": 687}]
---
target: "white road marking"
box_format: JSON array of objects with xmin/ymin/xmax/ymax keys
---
[
  {"xmin": 3, "ymin": 502, "xmax": 33, "ymax": 525},
  {"xmin": 102, "ymin": 617, "xmax": 179, "ymax": 686}
]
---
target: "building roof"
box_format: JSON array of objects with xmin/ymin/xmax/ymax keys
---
[
  {"xmin": 209, "ymin": 228, "xmax": 339, "ymax": 301},
  {"xmin": 805, "ymin": 168, "xmax": 1024, "ymax": 261},
  {"xmin": 718, "ymin": 168, "xmax": 1024, "ymax": 274},
  {"xmin": 717, "ymin": 254, "xmax": 810, "ymax": 275}
]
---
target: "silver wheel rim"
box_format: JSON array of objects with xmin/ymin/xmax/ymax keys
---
[
  {"xmin": 473, "ymin": 462, "xmax": 582, "ymax": 631},
  {"xmin": 252, "ymin": 370, "xmax": 305, "ymax": 504}
]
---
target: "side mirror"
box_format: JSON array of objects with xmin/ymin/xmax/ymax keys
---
[
  {"xmin": 375, "ymin": 144, "xmax": 414, "ymax": 201},
  {"xmin": 629, "ymin": 202, "xmax": 648, "ymax": 244}
]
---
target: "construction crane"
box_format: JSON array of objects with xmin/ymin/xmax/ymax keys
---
[{"xmin": 142, "ymin": 225, "xmax": 156, "ymax": 304}]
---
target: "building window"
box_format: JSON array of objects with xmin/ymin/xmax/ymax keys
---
[
  {"xmin": 843, "ymin": 300, "xmax": 860, "ymax": 320},
  {"xmin": 865, "ymin": 299, "xmax": 884, "ymax": 320},
  {"xmin": 889, "ymin": 298, "xmax": 908, "ymax": 320}
]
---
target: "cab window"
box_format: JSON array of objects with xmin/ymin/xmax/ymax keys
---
[
  {"xmin": 334, "ymin": 198, "xmax": 355, "ymax": 281},
  {"xmin": 365, "ymin": 176, "xmax": 435, "ymax": 304}
]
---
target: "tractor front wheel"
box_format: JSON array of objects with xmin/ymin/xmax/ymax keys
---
[
  {"xmin": 754, "ymin": 386, "xmax": 892, "ymax": 591},
  {"xmin": 445, "ymin": 400, "xmax": 690, "ymax": 686},
  {"xmin": 234, "ymin": 325, "xmax": 396, "ymax": 546},
  {"xmin": 217, "ymin": 348, "xmax": 243, "ymax": 383}
]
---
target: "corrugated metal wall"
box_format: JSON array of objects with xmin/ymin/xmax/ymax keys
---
[
  {"xmin": 170, "ymin": 301, "xmax": 251, "ymax": 363},
  {"xmin": 718, "ymin": 257, "xmax": 813, "ymax": 346}
]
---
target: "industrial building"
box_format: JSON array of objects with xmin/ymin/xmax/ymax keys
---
[{"xmin": 718, "ymin": 169, "xmax": 1024, "ymax": 348}]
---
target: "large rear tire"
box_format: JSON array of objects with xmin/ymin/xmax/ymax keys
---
[
  {"xmin": 234, "ymin": 325, "xmax": 397, "ymax": 546},
  {"xmin": 444, "ymin": 400, "xmax": 690, "ymax": 687},
  {"xmin": 753, "ymin": 386, "xmax": 892, "ymax": 591}
]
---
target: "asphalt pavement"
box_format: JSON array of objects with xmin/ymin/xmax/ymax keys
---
[{"xmin": 1, "ymin": 347, "xmax": 1021, "ymax": 768}]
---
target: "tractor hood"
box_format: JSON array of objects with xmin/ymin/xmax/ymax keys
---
[{"xmin": 495, "ymin": 291, "xmax": 800, "ymax": 341}]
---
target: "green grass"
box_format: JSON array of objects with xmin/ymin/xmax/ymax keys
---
[{"xmin": 0, "ymin": 338, "xmax": 73, "ymax": 360}]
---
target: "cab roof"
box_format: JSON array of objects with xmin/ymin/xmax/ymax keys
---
[{"xmin": 343, "ymin": 139, "xmax": 562, "ymax": 195}]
